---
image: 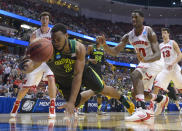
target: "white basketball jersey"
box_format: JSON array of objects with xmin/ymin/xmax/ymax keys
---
[
  {"xmin": 128, "ymin": 26, "xmax": 153, "ymax": 59},
  {"xmin": 34, "ymin": 28, "xmax": 52, "ymax": 40},
  {"xmin": 160, "ymin": 40, "xmax": 177, "ymax": 65}
]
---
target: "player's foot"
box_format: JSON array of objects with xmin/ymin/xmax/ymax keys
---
[
  {"xmin": 97, "ymin": 111, "xmax": 107, "ymax": 115},
  {"xmin": 146, "ymin": 101, "xmax": 154, "ymax": 117},
  {"xmin": 48, "ymin": 106, "xmax": 56, "ymax": 119},
  {"xmin": 155, "ymin": 95, "xmax": 169, "ymax": 115},
  {"xmin": 125, "ymin": 96, "xmax": 135, "ymax": 115},
  {"xmin": 48, "ymin": 118, "xmax": 56, "ymax": 131},
  {"xmin": 125, "ymin": 107, "xmax": 150, "ymax": 122}
]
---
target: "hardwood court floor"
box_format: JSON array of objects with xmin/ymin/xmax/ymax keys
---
[{"xmin": 0, "ymin": 112, "xmax": 182, "ymax": 131}]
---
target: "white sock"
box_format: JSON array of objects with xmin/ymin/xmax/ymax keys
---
[{"xmin": 136, "ymin": 94, "xmax": 145, "ymax": 102}]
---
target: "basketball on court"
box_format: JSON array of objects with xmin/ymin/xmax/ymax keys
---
[{"xmin": 27, "ymin": 38, "xmax": 53, "ymax": 62}]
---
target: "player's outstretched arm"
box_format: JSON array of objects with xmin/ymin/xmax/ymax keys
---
[
  {"xmin": 100, "ymin": 34, "xmax": 129, "ymax": 56},
  {"xmin": 143, "ymin": 27, "xmax": 161, "ymax": 62},
  {"xmin": 67, "ymin": 41, "xmax": 86, "ymax": 115}
]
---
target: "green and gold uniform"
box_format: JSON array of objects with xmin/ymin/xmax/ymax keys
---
[
  {"xmin": 88, "ymin": 44, "xmax": 105, "ymax": 78},
  {"xmin": 167, "ymin": 81, "xmax": 178, "ymax": 101},
  {"xmin": 47, "ymin": 40, "xmax": 104, "ymax": 106}
]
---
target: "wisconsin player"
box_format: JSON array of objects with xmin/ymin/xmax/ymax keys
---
[
  {"xmin": 10, "ymin": 12, "xmax": 57, "ymax": 118},
  {"xmin": 87, "ymin": 36, "xmax": 133, "ymax": 114},
  {"xmin": 20, "ymin": 23, "xmax": 135, "ymax": 116},
  {"xmin": 99, "ymin": 10, "xmax": 167, "ymax": 121},
  {"xmin": 153, "ymin": 28, "xmax": 182, "ymax": 115}
]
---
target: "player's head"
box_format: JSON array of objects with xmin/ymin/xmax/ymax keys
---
[
  {"xmin": 161, "ymin": 28, "xmax": 170, "ymax": 41},
  {"xmin": 39, "ymin": 12, "xmax": 51, "ymax": 26},
  {"xmin": 51, "ymin": 23, "xmax": 68, "ymax": 50},
  {"xmin": 131, "ymin": 10, "xmax": 144, "ymax": 28},
  {"xmin": 96, "ymin": 36, "xmax": 101, "ymax": 45}
]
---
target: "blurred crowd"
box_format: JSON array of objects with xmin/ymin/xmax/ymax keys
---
[{"xmin": 0, "ymin": 0, "xmax": 182, "ymax": 44}]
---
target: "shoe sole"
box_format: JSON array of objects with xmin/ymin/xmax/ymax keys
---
[{"xmin": 125, "ymin": 112, "xmax": 151, "ymax": 122}]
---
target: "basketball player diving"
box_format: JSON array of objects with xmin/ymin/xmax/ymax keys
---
[{"xmin": 19, "ymin": 23, "xmax": 135, "ymax": 116}]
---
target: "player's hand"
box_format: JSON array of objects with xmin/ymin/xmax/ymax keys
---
[
  {"xmin": 58, "ymin": 102, "xmax": 75, "ymax": 116},
  {"xmin": 89, "ymin": 59, "xmax": 97, "ymax": 64},
  {"xmin": 166, "ymin": 89, "xmax": 169, "ymax": 93},
  {"xmin": 136, "ymin": 49, "xmax": 145, "ymax": 62},
  {"xmin": 167, "ymin": 65, "xmax": 173, "ymax": 71},
  {"xmin": 18, "ymin": 58, "xmax": 33, "ymax": 73}
]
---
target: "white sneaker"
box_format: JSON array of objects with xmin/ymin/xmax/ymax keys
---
[
  {"xmin": 48, "ymin": 106, "xmax": 56, "ymax": 119},
  {"xmin": 125, "ymin": 108, "xmax": 150, "ymax": 122},
  {"xmin": 155, "ymin": 95, "xmax": 169, "ymax": 116},
  {"xmin": 48, "ymin": 118, "xmax": 56, "ymax": 130}
]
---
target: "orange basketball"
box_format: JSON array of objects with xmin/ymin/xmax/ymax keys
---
[{"xmin": 27, "ymin": 38, "xmax": 53, "ymax": 62}]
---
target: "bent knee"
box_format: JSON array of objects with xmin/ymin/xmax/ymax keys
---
[{"xmin": 130, "ymin": 70, "xmax": 142, "ymax": 81}]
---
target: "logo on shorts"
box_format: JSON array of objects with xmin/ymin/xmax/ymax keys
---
[
  {"xmin": 22, "ymin": 100, "xmax": 35, "ymax": 111},
  {"xmin": 56, "ymin": 52, "xmax": 61, "ymax": 59}
]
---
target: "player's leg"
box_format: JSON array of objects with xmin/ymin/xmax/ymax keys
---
[
  {"xmin": 97, "ymin": 94, "xmax": 102, "ymax": 113},
  {"xmin": 82, "ymin": 66, "xmax": 135, "ymax": 115},
  {"xmin": 171, "ymin": 68, "xmax": 182, "ymax": 112},
  {"xmin": 11, "ymin": 64, "xmax": 43, "ymax": 117},
  {"xmin": 175, "ymin": 100, "xmax": 181, "ymax": 111},
  {"xmin": 43, "ymin": 63, "xmax": 57, "ymax": 118},
  {"xmin": 125, "ymin": 68, "xmax": 151, "ymax": 122},
  {"xmin": 47, "ymin": 76, "xmax": 57, "ymax": 118},
  {"xmin": 10, "ymin": 87, "xmax": 30, "ymax": 117},
  {"xmin": 76, "ymin": 89, "xmax": 95, "ymax": 108},
  {"xmin": 164, "ymin": 97, "xmax": 169, "ymax": 113},
  {"xmin": 152, "ymin": 70, "xmax": 171, "ymax": 115}
]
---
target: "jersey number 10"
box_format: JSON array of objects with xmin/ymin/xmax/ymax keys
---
[{"xmin": 137, "ymin": 48, "xmax": 146, "ymax": 57}]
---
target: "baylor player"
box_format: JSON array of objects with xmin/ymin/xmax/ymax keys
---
[
  {"xmin": 88, "ymin": 36, "xmax": 106, "ymax": 113},
  {"xmin": 88, "ymin": 36, "xmax": 131, "ymax": 113},
  {"xmin": 20, "ymin": 23, "xmax": 134, "ymax": 115}
]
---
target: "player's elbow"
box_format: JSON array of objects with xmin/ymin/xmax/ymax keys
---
[
  {"xmin": 179, "ymin": 53, "xmax": 182, "ymax": 60},
  {"xmin": 156, "ymin": 52, "xmax": 161, "ymax": 60}
]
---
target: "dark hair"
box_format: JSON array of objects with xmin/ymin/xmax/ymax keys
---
[
  {"xmin": 39, "ymin": 12, "xmax": 51, "ymax": 19},
  {"xmin": 161, "ymin": 28, "xmax": 170, "ymax": 34},
  {"xmin": 51, "ymin": 23, "xmax": 67, "ymax": 34},
  {"xmin": 132, "ymin": 10, "xmax": 144, "ymax": 17}
]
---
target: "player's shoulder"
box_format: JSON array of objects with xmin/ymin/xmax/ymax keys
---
[
  {"xmin": 145, "ymin": 26, "xmax": 155, "ymax": 34},
  {"xmin": 75, "ymin": 40, "xmax": 86, "ymax": 50},
  {"xmin": 145, "ymin": 25, "xmax": 153, "ymax": 30},
  {"xmin": 127, "ymin": 29, "xmax": 133, "ymax": 36},
  {"xmin": 170, "ymin": 39, "xmax": 177, "ymax": 44}
]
